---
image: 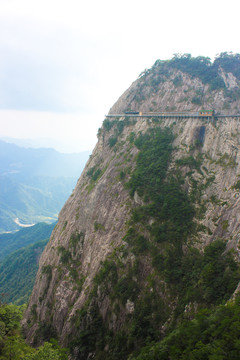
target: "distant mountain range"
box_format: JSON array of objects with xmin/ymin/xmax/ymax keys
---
[
  {"xmin": 0, "ymin": 222, "xmax": 55, "ymax": 261},
  {"xmin": 0, "ymin": 136, "xmax": 83, "ymax": 153},
  {"xmin": 0, "ymin": 238, "xmax": 48, "ymax": 304},
  {"xmin": 0, "ymin": 140, "xmax": 90, "ymax": 232},
  {"xmin": 0, "ymin": 222, "xmax": 55, "ymax": 304}
]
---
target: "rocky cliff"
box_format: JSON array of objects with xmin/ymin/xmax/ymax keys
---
[{"xmin": 23, "ymin": 53, "xmax": 240, "ymax": 359}]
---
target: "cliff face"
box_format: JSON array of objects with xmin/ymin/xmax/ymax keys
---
[
  {"xmin": 109, "ymin": 55, "xmax": 240, "ymax": 115},
  {"xmin": 24, "ymin": 54, "xmax": 240, "ymax": 359}
]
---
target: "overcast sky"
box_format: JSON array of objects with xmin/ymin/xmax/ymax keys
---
[{"xmin": 0, "ymin": 0, "xmax": 239, "ymax": 153}]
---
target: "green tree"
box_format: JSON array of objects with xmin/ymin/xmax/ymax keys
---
[
  {"xmin": 0, "ymin": 303, "xmax": 68, "ymax": 360},
  {"xmin": 23, "ymin": 342, "xmax": 68, "ymax": 360},
  {"xmin": 0, "ymin": 304, "xmax": 34, "ymax": 359},
  {"xmin": 0, "ymin": 335, "xmax": 34, "ymax": 360}
]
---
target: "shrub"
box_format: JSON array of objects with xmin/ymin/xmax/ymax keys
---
[{"xmin": 109, "ymin": 137, "xmax": 118, "ymax": 148}]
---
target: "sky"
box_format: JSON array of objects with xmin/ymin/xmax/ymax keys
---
[{"xmin": 0, "ymin": 0, "xmax": 239, "ymax": 153}]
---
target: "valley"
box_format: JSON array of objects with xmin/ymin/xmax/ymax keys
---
[{"xmin": 0, "ymin": 140, "xmax": 90, "ymax": 233}]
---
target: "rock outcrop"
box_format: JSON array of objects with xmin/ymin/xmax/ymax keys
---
[{"xmin": 23, "ymin": 54, "xmax": 240, "ymax": 359}]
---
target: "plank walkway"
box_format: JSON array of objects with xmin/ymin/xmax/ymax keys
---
[{"xmin": 106, "ymin": 113, "xmax": 240, "ymax": 119}]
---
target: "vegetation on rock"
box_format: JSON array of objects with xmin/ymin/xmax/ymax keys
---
[
  {"xmin": 135, "ymin": 52, "xmax": 240, "ymax": 106},
  {"xmin": 66, "ymin": 124, "xmax": 240, "ymax": 359},
  {"xmin": 22, "ymin": 53, "xmax": 240, "ymax": 360},
  {"xmin": 131, "ymin": 296, "xmax": 240, "ymax": 360}
]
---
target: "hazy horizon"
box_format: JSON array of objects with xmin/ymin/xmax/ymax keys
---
[
  {"xmin": 0, "ymin": 135, "xmax": 93, "ymax": 154},
  {"xmin": 0, "ymin": 0, "xmax": 239, "ymax": 152}
]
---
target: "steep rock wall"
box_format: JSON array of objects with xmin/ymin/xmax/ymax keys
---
[
  {"xmin": 23, "ymin": 60, "xmax": 240, "ymax": 358},
  {"xmin": 109, "ymin": 68, "xmax": 240, "ymax": 115}
]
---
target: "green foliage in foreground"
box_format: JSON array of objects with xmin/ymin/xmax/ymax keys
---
[
  {"xmin": 0, "ymin": 303, "xmax": 68, "ymax": 360},
  {"xmin": 0, "ymin": 239, "xmax": 48, "ymax": 305},
  {"xmin": 130, "ymin": 296, "xmax": 240, "ymax": 360},
  {"xmin": 23, "ymin": 342, "xmax": 68, "ymax": 360}
]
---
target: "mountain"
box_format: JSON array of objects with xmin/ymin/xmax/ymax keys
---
[
  {"xmin": 0, "ymin": 222, "xmax": 55, "ymax": 304},
  {"xmin": 0, "ymin": 141, "xmax": 90, "ymax": 232},
  {"xmin": 0, "ymin": 140, "xmax": 90, "ymax": 178},
  {"xmin": 0, "ymin": 222, "xmax": 55, "ymax": 262},
  {"xmin": 0, "ymin": 239, "xmax": 48, "ymax": 305},
  {"xmin": 23, "ymin": 53, "xmax": 240, "ymax": 359}
]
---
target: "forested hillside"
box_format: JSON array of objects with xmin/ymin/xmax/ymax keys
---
[
  {"xmin": 0, "ymin": 222, "xmax": 55, "ymax": 304},
  {"xmin": 0, "ymin": 239, "xmax": 48, "ymax": 304},
  {"xmin": 0, "ymin": 222, "xmax": 54, "ymax": 261}
]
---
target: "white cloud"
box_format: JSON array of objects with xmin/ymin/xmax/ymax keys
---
[{"xmin": 0, "ymin": 0, "xmax": 239, "ymax": 151}]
